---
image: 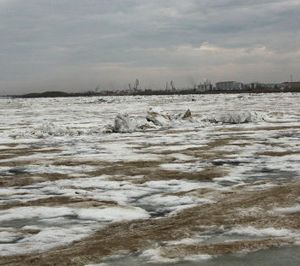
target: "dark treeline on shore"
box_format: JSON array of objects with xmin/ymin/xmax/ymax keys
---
[{"xmin": 8, "ymin": 86, "xmax": 300, "ymax": 99}]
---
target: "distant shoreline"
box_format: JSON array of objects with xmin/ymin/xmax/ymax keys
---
[{"xmin": 6, "ymin": 88, "xmax": 300, "ymax": 99}]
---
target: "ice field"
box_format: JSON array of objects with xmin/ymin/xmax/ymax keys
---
[{"xmin": 0, "ymin": 93, "xmax": 299, "ymax": 265}]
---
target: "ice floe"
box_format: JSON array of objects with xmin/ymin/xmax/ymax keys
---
[
  {"xmin": 207, "ymin": 111, "xmax": 266, "ymax": 124},
  {"xmin": 105, "ymin": 107, "xmax": 194, "ymax": 133},
  {"xmin": 104, "ymin": 113, "xmax": 139, "ymax": 133},
  {"xmin": 146, "ymin": 107, "xmax": 192, "ymax": 127}
]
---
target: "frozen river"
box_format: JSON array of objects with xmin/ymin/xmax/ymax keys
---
[{"xmin": 0, "ymin": 93, "xmax": 299, "ymax": 265}]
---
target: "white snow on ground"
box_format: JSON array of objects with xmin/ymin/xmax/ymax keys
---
[
  {"xmin": 0, "ymin": 175, "xmax": 220, "ymax": 256},
  {"xmin": 225, "ymin": 226, "xmax": 300, "ymax": 246},
  {"xmin": 20, "ymin": 165, "xmax": 96, "ymax": 175},
  {"xmin": 160, "ymin": 162, "xmax": 206, "ymax": 172},
  {"xmin": 273, "ymin": 205, "xmax": 300, "ymax": 214},
  {"xmin": 0, "ymin": 231, "xmax": 24, "ymax": 243},
  {"xmin": 0, "ymin": 206, "xmax": 149, "ymax": 223},
  {"xmin": 165, "ymin": 237, "xmax": 205, "ymax": 246},
  {"xmin": 183, "ymin": 254, "xmax": 213, "ymax": 262},
  {"xmin": 0, "ymin": 206, "xmax": 149, "ymax": 256},
  {"xmin": 141, "ymin": 247, "xmax": 212, "ymax": 264},
  {"xmin": 0, "ymin": 93, "xmax": 299, "ymax": 258},
  {"xmin": 169, "ymin": 153, "xmax": 196, "ymax": 161},
  {"xmin": 0, "ymin": 207, "xmax": 74, "ymax": 222},
  {"xmin": 226, "ymin": 226, "xmax": 293, "ymax": 237},
  {"xmin": 0, "ymin": 225, "xmax": 93, "ymax": 256},
  {"xmin": 76, "ymin": 207, "xmax": 149, "ymax": 221},
  {"xmin": 138, "ymin": 194, "xmax": 212, "ymax": 212},
  {"xmin": 141, "ymin": 247, "xmax": 180, "ymax": 263},
  {"xmin": 1, "ymin": 175, "xmax": 220, "ymax": 210}
]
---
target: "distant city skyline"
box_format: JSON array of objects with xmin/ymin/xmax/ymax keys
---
[{"xmin": 1, "ymin": 0, "xmax": 300, "ymax": 95}]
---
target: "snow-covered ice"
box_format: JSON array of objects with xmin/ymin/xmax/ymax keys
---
[{"xmin": 0, "ymin": 93, "xmax": 299, "ymax": 261}]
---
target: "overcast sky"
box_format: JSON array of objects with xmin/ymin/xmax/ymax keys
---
[{"xmin": 0, "ymin": 0, "xmax": 299, "ymax": 94}]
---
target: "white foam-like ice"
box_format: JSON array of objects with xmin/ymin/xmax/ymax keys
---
[
  {"xmin": 0, "ymin": 225, "xmax": 92, "ymax": 256},
  {"xmin": 141, "ymin": 246, "xmax": 212, "ymax": 264},
  {"xmin": 273, "ymin": 205, "xmax": 300, "ymax": 214},
  {"xmin": 0, "ymin": 207, "xmax": 74, "ymax": 222},
  {"xmin": 76, "ymin": 206, "xmax": 149, "ymax": 221},
  {"xmin": 226, "ymin": 226, "xmax": 293, "ymax": 237},
  {"xmin": 141, "ymin": 247, "xmax": 179, "ymax": 264},
  {"xmin": 0, "ymin": 205, "xmax": 150, "ymax": 256},
  {"xmin": 160, "ymin": 162, "xmax": 207, "ymax": 172}
]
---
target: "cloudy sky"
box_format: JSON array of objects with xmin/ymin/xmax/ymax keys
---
[{"xmin": 0, "ymin": 0, "xmax": 299, "ymax": 94}]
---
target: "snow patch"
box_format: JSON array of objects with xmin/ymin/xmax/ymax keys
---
[
  {"xmin": 0, "ymin": 205, "xmax": 150, "ymax": 256},
  {"xmin": 0, "ymin": 207, "xmax": 74, "ymax": 222},
  {"xmin": 273, "ymin": 205, "xmax": 300, "ymax": 214},
  {"xmin": 160, "ymin": 162, "xmax": 206, "ymax": 172},
  {"xmin": 0, "ymin": 226, "xmax": 92, "ymax": 256},
  {"xmin": 226, "ymin": 226, "xmax": 292, "ymax": 237},
  {"xmin": 141, "ymin": 246, "xmax": 212, "ymax": 264},
  {"xmin": 76, "ymin": 206, "xmax": 150, "ymax": 221},
  {"xmin": 16, "ymin": 123, "xmax": 99, "ymax": 138},
  {"xmin": 141, "ymin": 248, "xmax": 179, "ymax": 263}
]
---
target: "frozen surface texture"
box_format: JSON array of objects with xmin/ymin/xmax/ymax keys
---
[
  {"xmin": 0, "ymin": 93, "xmax": 299, "ymax": 265},
  {"xmin": 208, "ymin": 111, "xmax": 265, "ymax": 124}
]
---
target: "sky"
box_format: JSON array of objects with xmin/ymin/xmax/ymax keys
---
[{"xmin": 0, "ymin": 0, "xmax": 300, "ymax": 94}]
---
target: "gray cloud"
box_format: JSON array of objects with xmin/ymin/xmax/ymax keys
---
[{"xmin": 0, "ymin": 0, "xmax": 299, "ymax": 94}]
